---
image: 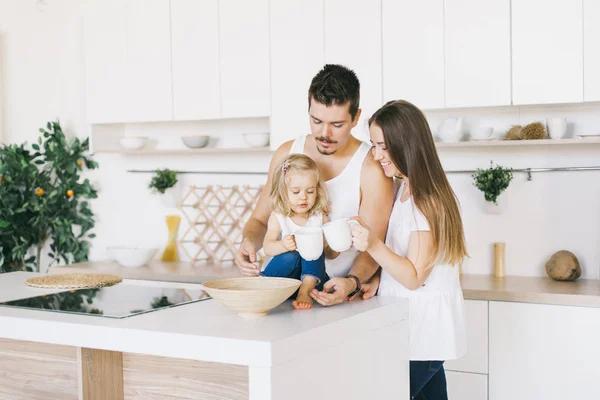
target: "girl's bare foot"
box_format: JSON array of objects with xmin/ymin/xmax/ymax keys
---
[
  {"xmin": 292, "ymin": 290, "xmax": 313, "ymax": 309},
  {"xmin": 292, "ymin": 277, "xmax": 317, "ymax": 310}
]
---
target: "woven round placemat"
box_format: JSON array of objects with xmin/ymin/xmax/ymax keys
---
[{"xmin": 25, "ymin": 273, "xmax": 123, "ymax": 289}]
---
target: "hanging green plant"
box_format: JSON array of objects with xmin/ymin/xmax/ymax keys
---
[
  {"xmin": 149, "ymin": 168, "xmax": 178, "ymax": 194},
  {"xmin": 0, "ymin": 121, "xmax": 99, "ymax": 273},
  {"xmin": 472, "ymin": 162, "xmax": 513, "ymax": 205}
]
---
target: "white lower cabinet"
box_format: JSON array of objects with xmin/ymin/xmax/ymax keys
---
[
  {"xmin": 445, "ymin": 300, "xmax": 488, "ymax": 374},
  {"xmin": 489, "ymin": 301, "xmax": 600, "ymax": 400},
  {"xmin": 446, "ymin": 371, "xmax": 488, "ymax": 400}
]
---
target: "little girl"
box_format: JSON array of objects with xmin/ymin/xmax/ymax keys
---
[{"xmin": 260, "ymin": 154, "xmax": 338, "ymax": 309}]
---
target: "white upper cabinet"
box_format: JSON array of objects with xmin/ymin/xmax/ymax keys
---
[
  {"xmin": 84, "ymin": 0, "xmax": 172, "ymax": 123},
  {"xmin": 269, "ymin": 0, "xmax": 324, "ymax": 150},
  {"xmin": 584, "ymin": 0, "xmax": 600, "ymax": 102},
  {"xmin": 126, "ymin": 0, "xmax": 172, "ymax": 122},
  {"xmin": 83, "ymin": 0, "xmax": 128, "ymax": 124},
  {"xmin": 219, "ymin": 0, "xmax": 270, "ymax": 118},
  {"xmin": 171, "ymin": 0, "xmax": 221, "ymax": 121},
  {"xmin": 445, "ymin": 0, "xmax": 511, "ymax": 108},
  {"xmin": 382, "ymin": 0, "xmax": 445, "ymax": 110},
  {"xmin": 325, "ymin": 0, "xmax": 382, "ymax": 140},
  {"xmin": 511, "ymin": 0, "xmax": 583, "ymax": 105}
]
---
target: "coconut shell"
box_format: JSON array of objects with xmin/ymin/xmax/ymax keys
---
[
  {"xmin": 504, "ymin": 125, "xmax": 523, "ymax": 140},
  {"xmin": 545, "ymin": 250, "xmax": 581, "ymax": 281},
  {"xmin": 521, "ymin": 121, "xmax": 547, "ymax": 140}
]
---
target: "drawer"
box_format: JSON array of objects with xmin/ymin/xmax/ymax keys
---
[
  {"xmin": 446, "ymin": 371, "xmax": 488, "ymax": 400},
  {"xmin": 445, "ymin": 299, "xmax": 488, "ymax": 374}
]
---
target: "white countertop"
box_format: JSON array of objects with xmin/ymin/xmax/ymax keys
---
[{"xmin": 0, "ymin": 272, "xmax": 407, "ymax": 367}]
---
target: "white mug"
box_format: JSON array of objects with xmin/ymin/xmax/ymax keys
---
[
  {"xmin": 546, "ymin": 117, "xmax": 567, "ymax": 139},
  {"xmin": 322, "ymin": 218, "xmax": 358, "ymax": 252},
  {"xmin": 293, "ymin": 227, "xmax": 323, "ymax": 261}
]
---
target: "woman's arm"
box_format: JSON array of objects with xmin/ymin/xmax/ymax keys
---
[
  {"xmin": 322, "ymin": 214, "xmax": 340, "ymax": 259},
  {"xmin": 351, "ymin": 217, "xmax": 434, "ymax": 290},
  {"xmin": 263, "ymin": 213, "xmax": 295, "ymax": 257}
]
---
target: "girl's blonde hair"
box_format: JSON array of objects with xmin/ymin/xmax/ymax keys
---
[{"xmin": 270, "ymin": 154, "xmax": 331, "ymax": 217}]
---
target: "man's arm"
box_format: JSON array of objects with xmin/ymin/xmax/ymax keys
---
[
  {"xmin": 348, "ymin": 154, "xmax": 394, "ymax": 282},
  {"xmin": 234, "ymin": 141, "xmax": 293, "ymax": 276},
  {"xmin": 311, "ymin": 153, "xmax": 394, "ymax": 305}
]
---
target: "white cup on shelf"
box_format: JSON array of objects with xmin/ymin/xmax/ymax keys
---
[{"xmin": 546, "ymin": 117, "xmax": 568, "ymax": 139}]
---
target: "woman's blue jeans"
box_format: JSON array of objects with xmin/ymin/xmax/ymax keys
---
[{"xmin": 410, "ymin": 360, "xmax": 447, "ymax": 400}]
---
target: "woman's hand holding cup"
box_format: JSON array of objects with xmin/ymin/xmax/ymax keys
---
[{"xmin": 350, "ymin": 216, "xmax": 375, "ymax": 252}]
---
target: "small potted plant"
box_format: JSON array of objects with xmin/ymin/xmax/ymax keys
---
[
  {"xmin": 149, "ymin": 169, "xmax": 179, "ymax": 208},
  {"xmin": 472, "ymin": 162, "xmax": 513, "ymax": 214}
]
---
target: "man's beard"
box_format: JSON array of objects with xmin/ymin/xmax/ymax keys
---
[{"xmin": 315, "ymin": 136, "xmax": 338, "ymax": 155}]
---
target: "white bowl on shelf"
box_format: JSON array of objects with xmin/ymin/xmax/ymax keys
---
[
  {"xmin": 470, "ymin": 126, "xmax": 494, "ymax": 141},
  {"xmin": 243, "ymin": 133, "xmax": 270, "ymax": 148},
  {"xmin": 181, "ymin": 136, "xmax": 210, "ymax": 148},
  {"xmin": 119, "ymin": 137, "xmax": 148, "ymax": 151},
  {"xmin": 107, "ymin": 247, "xmax": 157, "ymax": 268}
]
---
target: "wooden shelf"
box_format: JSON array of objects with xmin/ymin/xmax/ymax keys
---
[
  {"xmin": 94, "ymin": 147, "xmax": 273, "ymax": 155},
  {"xmin": 436, "ymin": 137, "xmax": 600, "ymax": 148}
]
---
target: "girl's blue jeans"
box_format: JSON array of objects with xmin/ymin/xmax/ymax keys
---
[{"xmin": 260, "ymin": 251, "xmax": 329, "ymax": 292}]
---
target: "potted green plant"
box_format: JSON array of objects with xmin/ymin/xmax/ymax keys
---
[
  {"xmin": 0, "ymin": 121, "xmax": 99, "ymax": 273},
  {"xmin": 149, "ymin": 168, "xmax": 179, "ymax": 208},
  {"xmin": 472, "ymin": 162, "xmax": 513, "ymax": 213}
]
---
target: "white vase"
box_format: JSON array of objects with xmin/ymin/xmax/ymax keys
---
[
  {"xmin": 160, "ymin": 182, "xmax": 181, "ymax": 209},
  {"xmin": 484, "ymin": 192, "xmax": 507, "ymax": 214}
]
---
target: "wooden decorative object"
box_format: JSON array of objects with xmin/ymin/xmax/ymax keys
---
[
  {"xmin": 179, "ymin": 185, "xmax": 263, "ymax": 265},
  {"xmin": 545, "ymin": 250, "xmax": 581, "ymax": 281},
  {"xmin": 493, "ymin": 242, "xmax": 506, "ymax": 278}
]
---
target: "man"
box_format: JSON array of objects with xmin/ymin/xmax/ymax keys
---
[{"xmin": 234, "ymin": 64, "xmax": 394, "ymax": 306}]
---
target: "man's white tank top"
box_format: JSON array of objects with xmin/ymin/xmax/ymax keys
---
[{"xmin": 289, "ymin": 135, "xmax": 371, "ymax": 277}]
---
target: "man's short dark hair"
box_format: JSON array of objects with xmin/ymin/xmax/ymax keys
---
[{"xmin": 308, "ymin": 64, "xmax": 360, "ymax": 120}]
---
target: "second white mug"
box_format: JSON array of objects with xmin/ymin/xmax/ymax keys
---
[{"xmin": 322, "ymin": 218, "xmax": 358, "ymax": 252}]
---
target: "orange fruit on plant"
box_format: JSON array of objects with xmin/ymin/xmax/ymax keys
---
[
  {"xmin": 35, "ymin": 188, "xmax": 44, "ymax": 196},
  {"xmin": 77, "ymin": 160, "xmax": 83, "ymax": 167},
  {"xmin": 66, "ymin": 190, "xmax": 74, "ymax": 198}
]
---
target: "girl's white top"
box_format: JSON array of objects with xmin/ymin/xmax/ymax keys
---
[
  {"xmin": 274, "ymin": 212, "xmax": 323, "ymax": 238},
  {"xmin": 289, "ymin": 135, "xmax": 371, "ymax": 277},
  {"xmin": 378, "ymin": 181, "xmax": 467, "ymax": 361}
]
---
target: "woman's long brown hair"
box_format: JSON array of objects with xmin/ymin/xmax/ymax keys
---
[{"xmin": 369, "ymin": 100, "xmax": 468, "ymax": 267}]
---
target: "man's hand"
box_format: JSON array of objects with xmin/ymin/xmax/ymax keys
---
[
  {"xmin": 310, "ymin": 277, "xmax": 356, "ymax": 307},
  {"xmin": 234, "ymin": 238, "xmax": 260, "ymax": 276},
  {"xmin": 282, "ymin": 234, "xmax": 296, "ymax": 251}
]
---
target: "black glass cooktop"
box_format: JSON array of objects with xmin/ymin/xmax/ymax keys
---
[{"xmin": 0, "ymin": 283, "xmax": 211, "ymax": 319}]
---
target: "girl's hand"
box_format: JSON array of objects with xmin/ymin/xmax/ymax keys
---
[
  {"xmin": 282, "ymin": 234, "xmax": 297, "ymax": 251},
  {"xmin": 350, "ymin": 216, "xmax": 376, "ymax": 252},
  {"xmin": 360, "ymin": 274, "xmax": 380, "ymax": 300}
]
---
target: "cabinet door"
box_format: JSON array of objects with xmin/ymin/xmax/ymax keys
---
[
  {"xmin": 445, "ymin": 300, "xmax": 488, "ymax": 374},
  {"xmin": 325, "ymin": 0, "xmax": 382, "ymax": 140},
  {"xmin": 489, "ymin": 301, "xmax": 600, "ymax": 400},
  {"xmin": 382, "ymin": 0, "xmax": 444, "ymax": 110},
  {"xmin": 171, "ymin": 0, "xmax": 221, "ymax": 121},
  {"xmin": 219, "ymin": 0, "xmax": 270, "ymax": 118},
  {"xmin": 446, "ymin": 371, "xmax": 488, "ymax": 400},
  {"xmin": 511, "ymin": 0, "xmax": 583, "ymax": 105},
  {"xmin": 269, "ymin": 0, "xmax": 324, "ymax": 150},
  {"xmin": 83, "ymin": 0, "xmax": 128, "ymax": 124},
  {"xmin": 126, "ymin": 0, "xmax": 172, "ymax": 122},
  {"xmin": 584, "ymin": 0, "xmax": 600, "ymax": 101},
  {"xmin": 445, "ymin": 0, "xmax": 511, "ymax": 108}
]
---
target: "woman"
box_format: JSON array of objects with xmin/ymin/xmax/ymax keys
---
[{"xmin": 351, "ymin": 100, "xmax": 468, "ymax": 399}]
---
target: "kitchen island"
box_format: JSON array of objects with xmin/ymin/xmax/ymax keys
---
[{"xmin": 0, "ymin": 271, "xmax": 409, "ymax": 400}]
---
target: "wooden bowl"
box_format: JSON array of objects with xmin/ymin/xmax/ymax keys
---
[{"xmin": 202, "ymin": 277, "xmax": 301, "ymax": 318}]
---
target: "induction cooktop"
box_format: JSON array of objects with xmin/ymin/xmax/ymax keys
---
[{"xmin": 0, "ymin": 283, "xmax": 211, "ymax": 319}]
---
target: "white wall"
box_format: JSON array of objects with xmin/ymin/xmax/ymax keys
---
[{"xmin": 1, "ymin": 0, "xmax": 599, "ymax": 278}]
